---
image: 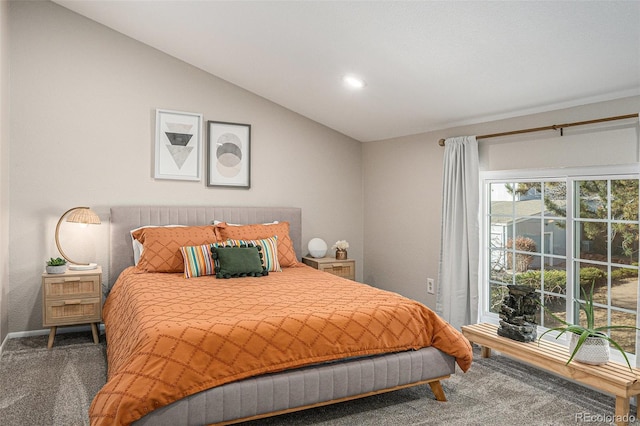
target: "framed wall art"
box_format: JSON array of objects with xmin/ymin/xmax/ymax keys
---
[
  {"xmin": 154, "ymin": 109, "xmax": 203, "ymax": 181},
  {"xmin": 207, "ymin": 120, "xmax": 251, "ymax": 188}
]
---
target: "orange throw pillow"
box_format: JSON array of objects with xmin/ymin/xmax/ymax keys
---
[
  {"xmin": 132, "ymin": 225, "xmax": 217, "ymax": 273},
  {"xmin": 215, "ymin": 222, "xmax": 298, "ymax": 267}
]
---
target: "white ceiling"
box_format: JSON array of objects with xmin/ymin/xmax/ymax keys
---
[{"xmin": 54, "ymin": 0, "xmax": 640, "ymax": 142}]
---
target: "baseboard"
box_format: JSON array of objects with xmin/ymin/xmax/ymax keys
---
[
  {"xmin": 0, "ymin": 333, "xmax": 7, "ymax": 357},
  {"xmin": 1, "ymin": 324, "xmax": 105, "ymax": 356}
]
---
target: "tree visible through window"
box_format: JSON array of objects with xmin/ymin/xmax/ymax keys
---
[{"xmin": 485, "ymin": 172, "xmax": 639, "ymax": 356}]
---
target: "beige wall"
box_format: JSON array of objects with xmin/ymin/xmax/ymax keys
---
[
  {"xmin": 8, "ymin": 1, "xmax": 363, "ymax": 333},
  {"xmin": 363, "ymin": 96, "xmax": 640, "ymax": 309},
  {"xmin": 0, "ymin": 0, "xmax": 9, "ymax": 344}
]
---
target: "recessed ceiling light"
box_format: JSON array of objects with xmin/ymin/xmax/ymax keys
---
[{"xmin": 343, "ymin": 75, "xmax": 366, "ymax": 89}]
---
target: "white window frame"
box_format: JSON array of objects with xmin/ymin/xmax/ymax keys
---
[{"xmin": 480, "ymin": 163, "xmax": 640, "ymax": 367}]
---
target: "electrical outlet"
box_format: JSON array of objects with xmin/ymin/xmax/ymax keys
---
[{"xmin": 427, "ymin": 278, "xmax": 435, "ymax": 294}]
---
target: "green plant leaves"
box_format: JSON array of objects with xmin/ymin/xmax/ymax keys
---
[{"xmin": 537, "ymin": 280, "xmax": 640, "ymax": 371}]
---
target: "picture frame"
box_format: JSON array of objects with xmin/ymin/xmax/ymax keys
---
[
  {"xmin": 207, "ymin": 121, "xmax": 251, "ymax": 188},
  {"xmin": 154, "ymin": 109, "xmax": 203, "ymax": 181}
]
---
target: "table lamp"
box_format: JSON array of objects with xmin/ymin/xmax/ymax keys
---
[
  {"xmin": 55, "ymin": 206, "xmax": 101, "ymax": 270},
  {"xmin": 308, "ymin": 238, "xmax": 328, "ymax": 258}
]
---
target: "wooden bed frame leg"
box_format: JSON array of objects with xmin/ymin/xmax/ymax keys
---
[{"xmin": 428, "ymin": 380, "xmax": 447, "ymax": 402}]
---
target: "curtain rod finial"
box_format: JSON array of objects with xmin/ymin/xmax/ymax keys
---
[{"xmin": 438, "ymin": 139, "xmax": 446, "ymax": 147}]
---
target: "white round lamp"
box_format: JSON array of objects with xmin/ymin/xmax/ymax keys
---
[{"xmin": 308, "ymin": 238, "xmax": 328, "ymax": 258}]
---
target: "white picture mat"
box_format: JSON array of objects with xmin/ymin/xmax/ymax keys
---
[
  {"xmin": 155, "ymin": 109, "xmax": 203, "ymax": 181},
  {"xmin": 207, "ymin": 121, "xmax": 250, "ymax": 188}
]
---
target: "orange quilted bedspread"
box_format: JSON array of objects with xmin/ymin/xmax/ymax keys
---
[{"xmin": 89, "ymin": 265, "xmax": 472, "ymax": 425}]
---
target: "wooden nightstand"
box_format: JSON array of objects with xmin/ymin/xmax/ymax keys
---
[
  {"xmin": 302, "ymin": 256, "xmax": 355, "ymax": 280},
  {"xmin": 42, "ymin": 266, "xmax": 102, "ymax": 349}
]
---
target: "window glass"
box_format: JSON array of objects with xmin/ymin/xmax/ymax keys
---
[
  {"xmin": 489, "ymin": 283, "xmax": 509, "ymax": 315},
  {"xmin": 544, "ymin": 181, "xmax": 567, "ymax": 218},
  {"xmin": 611, "ymin": 223, "xmax": 638, "ymax": 265},
  {"xmin": 611, "ymin": 179, "xmax": 639, "ymax": 221},
  {"xmin": 539, "ymin": 296, "xmax": 566, "ymax": 329},
  {"xmin": 611, "ymin": 266, "xmax": 638, "ymax": 310},
  {"xmin": 545, "ymin": 219, "xmax": 566, "ymax": 257},
  {"xmin": 484, "ymin": 173, "xmax": 639, "ymax": 358},
  {"xmin": 576, "ymin": 180, "xmax": 607, "ymax": 219},
  {"xmin": 576, "ymin": 221, "xmax": 607, "ymax": 260},
  {"xmin": 610, "ymin": 312, "xmax": 637, "ymax": 354},
  {"xmin": 490, "ymin": 182, "xmax": 513, "ymax": 215}
]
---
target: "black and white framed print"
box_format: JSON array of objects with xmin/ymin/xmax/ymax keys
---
[
  {"xmin": 207, "ymin": 121, "xmax": 251, "ymax": 188},
  {"xmin": 154, "ymin": 109, "xmax": 203, "ymax": 181}
]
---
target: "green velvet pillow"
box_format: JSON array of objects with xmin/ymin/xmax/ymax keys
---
[{"xmin": 211, "ymin": 244, "xmax": 268, "ymax": 279}]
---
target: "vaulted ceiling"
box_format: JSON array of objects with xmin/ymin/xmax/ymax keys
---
[{"xmin": 54, "ymin": 1, "xmax": 640, "ymax": 142}]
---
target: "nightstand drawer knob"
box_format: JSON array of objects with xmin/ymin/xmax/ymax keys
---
[{"xmin": 64, "ymin": 299, "xmax": 82, "ymax": 305}]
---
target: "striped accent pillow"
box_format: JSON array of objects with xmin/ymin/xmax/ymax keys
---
[
  {"xmin": 180, "ymin": 244, "xmax": 216, "ymax": 278},
  {"xmin": 224, "ymin": 236, "xmax": 281, "ymax": 272}
]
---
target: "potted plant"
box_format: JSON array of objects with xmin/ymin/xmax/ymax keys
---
[
  {"xmin": 539, "ymin": 282, "xmax": 640, "ymax": 371},
  {"xmin": 332, "ymin": 240, "xmax": 349, "ymax": 260},
  {"xmin": 46, "ymin": 257, "xmax": 67, "ymax": 274}
]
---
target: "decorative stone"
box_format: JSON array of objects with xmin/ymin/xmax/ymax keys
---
[{"xmin": 497, "ymin": 285, "xmax": 539, "ymax": 342}]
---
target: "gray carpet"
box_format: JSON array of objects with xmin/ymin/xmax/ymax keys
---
[
  {"xmin": 0, "ymin": 332, "xmax": 106, "ymax": 426},
  {"xmin": 0, "ymin": 331, "xmax": 636, "ymax": 425}
]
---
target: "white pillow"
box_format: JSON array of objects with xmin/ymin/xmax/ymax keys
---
[
  {"xmin": 130, "ymin": 225, "xmax": 186, "ymax": 265},
  {"xmin": 211, "ymin": 220, "xmax": 278, "ymax": 226}
]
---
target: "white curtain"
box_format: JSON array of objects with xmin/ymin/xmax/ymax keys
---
[{"xmin": 436, "ymin": 136, "xmax": 480, "ymax": 330}]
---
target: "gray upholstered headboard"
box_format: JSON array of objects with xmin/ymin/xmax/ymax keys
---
[{"xmin": 109, "ymin": 206, "xmax": 302, "ymax": 287}]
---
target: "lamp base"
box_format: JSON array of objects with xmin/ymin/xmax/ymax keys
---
[{"xmin": 68, "ymin": 263, "xmax": 98, "ymax": 271}]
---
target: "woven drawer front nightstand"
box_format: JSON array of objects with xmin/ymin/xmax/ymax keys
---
[
  {"xmin": 302, "ymin": 256, "xmax": 355, "ymax": 280},
  {"xmin": 42, "ymin": 266, "xmax": 102, "ymax": 349}
]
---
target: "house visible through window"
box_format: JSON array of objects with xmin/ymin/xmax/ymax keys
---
[{"xmin": 482, "ymin": 165, "xmax": 640, "ymax": 363}]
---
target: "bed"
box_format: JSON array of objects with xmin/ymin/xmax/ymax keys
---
[{"xmin": 89, "ymin": 206, "xmax": 472, "ymax": 426}]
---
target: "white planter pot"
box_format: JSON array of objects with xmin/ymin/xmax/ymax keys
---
[
  {"xmin": 46, "ymin": 264, "xmax": 67, "ymax": 274},
  {"xmin": 569, "ymin": 333, "xmax": 610, "ymax": 365}
]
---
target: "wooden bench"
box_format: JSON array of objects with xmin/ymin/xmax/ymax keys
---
[{"xmin": 462, "ymin": 323, "xmax": 640, "ymax": 426}]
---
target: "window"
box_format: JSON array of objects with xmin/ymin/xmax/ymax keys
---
[{"xmin": 482, "ymin": 165, "xmax": 640, "ymax": 363}]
